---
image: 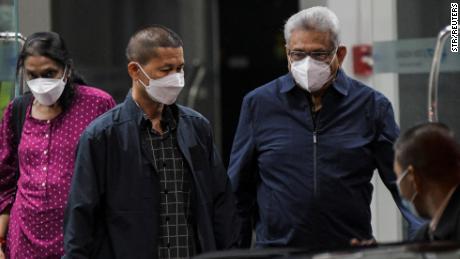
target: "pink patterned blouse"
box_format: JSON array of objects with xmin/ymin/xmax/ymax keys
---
[{"xmin": 0, "ymin": 85, "xmax": 115, "ymax": 258}]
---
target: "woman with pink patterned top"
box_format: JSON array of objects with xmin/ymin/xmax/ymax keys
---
[{"xmin": 0, "ymin": 32, "xmax": 116, "ymax": 259}]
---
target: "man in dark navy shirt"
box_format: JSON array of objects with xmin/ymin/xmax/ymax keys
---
[{"xmin": 229, "ymin": 6, "xmax": 423, "ymax": 251}]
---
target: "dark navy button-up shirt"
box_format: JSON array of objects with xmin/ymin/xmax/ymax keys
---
[{"xmin": 229, "ymin": 69, "xmax": 423, "ymax": 250}]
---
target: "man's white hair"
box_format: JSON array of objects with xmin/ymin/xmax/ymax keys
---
[{"xmin": 284, "ymin": 6, "xmax": 340, "ymax": 48}]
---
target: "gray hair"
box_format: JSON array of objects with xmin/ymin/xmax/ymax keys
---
[{"xmin": 284, "ymin": 6, "xmax": 340, "ymax": 49}]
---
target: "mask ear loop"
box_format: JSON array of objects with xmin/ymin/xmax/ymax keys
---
[
  {"xmin": 326, "ymin": 47, "xmax": 340, "ymax": 84},
  {"xmin": 21, "ymin": 66, "xmax": 29, "ymax": 93},
  {"xmin": 318, "ymin": 49, "xmax": 338, "ymax": 86},
  {"xmin": 410, "ymin": 190, "xmax": 418, "ymax": 203},
  {"xmin": 134, "ymin": 62, "xmax": 153, "ymax": 81},
  {"xmin": 133, "ymin": 62, "xmax": 153, "ymax": 89},
  {"xmin": 407, "ymin": 170, "xmax": 419, "ymax": 203},
  {"xmin": 61, "ymin": 66, "xmax": 69, "ymax": 85},
  {"xmin": 287, "ymin": 51, "xmax": 295, "ymax": 68},
  {"xmin": 399, "ymin": 168, "xmax": 418, "ymax": 203}
]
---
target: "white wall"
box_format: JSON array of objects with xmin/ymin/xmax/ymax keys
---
[{"xmin": 300, "ymin": 0, "xmax": 402, "ymax": 242}]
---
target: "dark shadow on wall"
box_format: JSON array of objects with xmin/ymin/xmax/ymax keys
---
[
  {"xmin": 219, "ymin": 0, "xmax": 298, "ymax": 165},
  {"xmin": 51, "ymin": 0, "xmax": 183, "ymax": 103}
]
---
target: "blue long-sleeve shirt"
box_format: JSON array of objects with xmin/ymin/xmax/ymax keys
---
[{"xmin": 228, "ymin": 69, "xmax": 424, "ymax": 250}]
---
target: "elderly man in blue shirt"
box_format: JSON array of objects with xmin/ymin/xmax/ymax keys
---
[{"xmin": 229, "ymin": 6, "xmax": 423, "ymax": 250}]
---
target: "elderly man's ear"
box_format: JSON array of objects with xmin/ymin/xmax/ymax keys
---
[{"xmin": 336, "ymin": 46, "xmax": 347, "ymax": 66}]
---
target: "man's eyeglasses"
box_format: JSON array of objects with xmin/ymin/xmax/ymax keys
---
[{"xmin": 288, "ymin": 49, "xmax": 336, "ymax": 62}]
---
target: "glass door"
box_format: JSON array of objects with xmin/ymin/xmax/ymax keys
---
[{"xmin": 0, "ymin": 0, "xmax": 23, "ymax": 118}]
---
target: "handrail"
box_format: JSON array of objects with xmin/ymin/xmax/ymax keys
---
[
  {"xmin": 187, "ymin": 59, "xmax": 206, "ymax": 109},
  {"xmin": 0, "ymin": 31, "xmax": 26, "ymax": 43},
  {"xmin": 428, "ymin": 25, "xmax": 451, "ymax": 122}
]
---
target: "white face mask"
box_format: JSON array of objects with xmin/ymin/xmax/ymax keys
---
[
  {"xmin": 291, "ymin": 56, "xmax": 334, "ymax": 93},
  {"xmin": 27, "ymin": 67, "xmax": 67, "ymax": 106},
  {"xmin": 136, "ymin": 63, "xmax": 185, "ymax": 105}
]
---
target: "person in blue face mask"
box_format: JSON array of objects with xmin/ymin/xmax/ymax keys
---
[{"xmin": 394, "ymin": 122, "xmax": 460, "ymax": 242}]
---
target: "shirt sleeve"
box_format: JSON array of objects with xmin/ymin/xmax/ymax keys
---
[
  {"xmin": 0, "ymin": 101, "xmax": 19, "ymax": 213},
  {"xmin": 228, "ymin": 95, "xmax": 258, "ymax": 248},
  {"xmin": 373, "ymin": 99, "xmax": 426, "ymax": 237},
  {"xmin": 63, "ymin": 130, "xmax": 106, "ymax": 258}
]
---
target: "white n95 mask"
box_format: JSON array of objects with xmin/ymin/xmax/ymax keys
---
[
  {"xmin": 136, "ymin": 63, "xmax": 185, "ymax": 105},
  {"xmin": 291, "ymin": 57, "xmax": 333, "ymax": 93},
  {"xmin": 27, "ymin": 68, "xmax": 67, "ymax": 106}
]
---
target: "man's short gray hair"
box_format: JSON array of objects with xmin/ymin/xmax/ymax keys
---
[{"xmin": 284, "ymin": 6, "xmax": 340, "ymax": 49}]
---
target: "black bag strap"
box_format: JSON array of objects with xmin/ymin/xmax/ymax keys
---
[{"xmin": 11, "ymin": 92, "xmax": 33, "ymax": 179}]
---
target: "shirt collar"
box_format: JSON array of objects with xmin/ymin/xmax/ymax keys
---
[
  {"xmin": 279, "ymin": 72, "xmax": 297, "ymax": 93},
  {"xmin": 281, "ymin": 68, "xmax": 349, "ymax": 96},
  {"xmin": 139, "ymin": 104, "xmax": 177, "ymax": 132},
  {"xmin": 430, "ymin": 185, "xmax": 459, "ymax": 233},
  {"xmin": 124, "ymin": 91, "xmax": 177, "ymax": 131},
  {"xmin": 332, "ymin": 68, "xmax": 349, "ymax": 96},
  {"xmin": 123, "ymin": 91, "xmax": 145, "ymax": 126}
]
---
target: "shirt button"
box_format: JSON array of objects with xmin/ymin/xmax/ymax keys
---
[
  {"xmin": 43, "ymin": 166, "xmax": 47, "ymax": 171},
  {"xmin": 167, "ymin": 243, "xmax": 170, "ymax": 248},
  {"xmin": 45, "ymin": 134, "xmax": 49, "ymax": 138},
  {"xmin": 164, "ymin": 190, "xmax": 168, "ymax": 194},
  {"xmin": 44, "ymin": 150, "xmax": 48, "ymax": 155},
  {"xmin": 46, "ymin": 120, "xmax": 50, "ymax": 124},
  {"xmin": 163, "ymin": 162, "xmax": 167, "ymax": 168},
  {"xmin": 42, "ymin": 182, "xmax": 46, "ymax": 187},
  {"xmin": 165, "ymin": 216, "xmax": 170, "ymax": 221}
]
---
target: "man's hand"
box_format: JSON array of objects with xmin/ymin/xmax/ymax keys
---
[{"xmin": 350, "ymin": 238, "xmax": 377, "ymax": 247}]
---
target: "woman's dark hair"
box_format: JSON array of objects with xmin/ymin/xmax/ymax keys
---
[{"xmin": 17, "ymin": 31, "xmax": 86, "ymax": 111}]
